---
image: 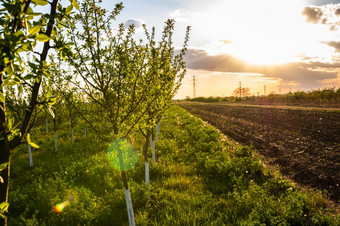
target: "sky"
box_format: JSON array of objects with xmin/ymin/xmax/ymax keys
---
[{"xmin": 103, "ymin": 0, "xmax": 340, "ymax": 98}]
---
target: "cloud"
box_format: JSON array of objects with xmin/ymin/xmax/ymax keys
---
[
  {"xmin": 220, "ymin": 40, "xmax": 232, "ymax": 44},
  {"xmin": 302, "ymin": 4, "xmax": 340, "ymax": 30},
  {"xmin": 304, "ymin": 60, "xmax": 340, "ymax": 69},
  {"xmin": 124, "ymin": 18, "xmax": 144, "ymax": 29},
  {"xmin": 184, "ymin": 49, "xmax": 339, "ymax": 88},
  {"xmin": 324, "ymin": 41, "xmax": 340, "ymax": 51},
  {"xmin": 319, "ymin": 72, "xmax": 340, "ymax": 87},
  {"xmin": 169, "ymin": 9, "xmax": 195, "ymax": 22},
  {"xmin": 302, "ymin": 6, "xmax": 323, "ymax": 23},
  {"xmin": 184, "ymin": 49, "xmax": 247, "ymax": 72},
  {"xmin": 336, "ymin": 7, "xmax": 340, "ymax": 15}
]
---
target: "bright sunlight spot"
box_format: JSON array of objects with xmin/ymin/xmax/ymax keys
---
[
  {"xmin": 107, "ymin": 138, "xmax": 139, "ymax": 171},
  {"xmin": 202, "ymin": 0, "xmax": 332, "ymax": 65}
]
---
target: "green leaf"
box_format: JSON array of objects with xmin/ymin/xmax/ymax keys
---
[
  {"xmin": 72, "ymin": 0, "xmax": 79, "ymax": 10},
  {"xmin": 27, "ymin": 133, "xmax": 31, "ymax": 143},
  {"xmin": 66, "ymin": 4, "xmax": 73, "ymax": 14},
  {"xmin": 0, "ymin": 202, "xmax": 9, "ymax": 211},
  {"xmin": 47, "ymin": 96, "xmax": 57, "ymax": 106},
  {"xmin": 48, "ymin": 107, "xmax": 55, "ymax": 118},
  {"xmin": 35, "ymin": 34, "xmax": 50, "ymax": 42},
  {"xmin": 60, "ymin": 49, "xmax": 67, "ymax": 60},
  {"xmin": 24, "ymin": 74, "xmax": 35, "ymax": 80},
  {"xmin": 13, "ymin": 30, "xmax": 24, "ymax": 37},
  {"xmin": 30, "ymin": 142, "xmax": 40, "ymax": 149},
  {"xmin": 27, "ymin": 133, "xmax": 40, "ymax": 148},
  {"xmin": 32, "ymin": 0, "xmax": 48, "ymax": 6},
  {"xmin": 7, "ymin": 116, "xmax": 13, "ymax": 131},
  {"xmin": 29, "ymin": 25, "xmax": 41, "ymax": 37},
  {"xmin": 46, "ymin": 89, "xmax": 52, "ymax": 98},
  {"xmin": 0, "ymin": 162, "xmax": 8, "ymax": 171},
  {"xmin": 0, "ymin": 92, "xmax": 4, "ymax": 103},
  {"xmin": 17, "ymin": 42, "xmax": 32, "ymax": 52}
]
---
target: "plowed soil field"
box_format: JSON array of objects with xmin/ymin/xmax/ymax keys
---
[{"xmin": 178, "ymin": 102, "xmax": 340, "ymax": 203}]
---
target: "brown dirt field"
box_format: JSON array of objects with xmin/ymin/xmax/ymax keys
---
[{"xmin": 178, "ymin": 102, "xmax": 340, "ymax": 203}]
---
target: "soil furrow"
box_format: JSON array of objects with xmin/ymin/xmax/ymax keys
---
[{"xmin": 178, "ymin": 102, "xmax": 340, "ymax": 203}]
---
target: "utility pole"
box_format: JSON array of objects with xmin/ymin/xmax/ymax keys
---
[
  {"xmin": 239, "ymin": 81, "xmax": 242, "ymax": 98},
  {"xmin": 193, "ymin": 75, "xmax": 196, "ymax": 98},
  {"xmin": 264, "ymin": 85, "xmax": 266, "ymax": 95}
]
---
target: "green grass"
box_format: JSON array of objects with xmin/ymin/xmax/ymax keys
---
[{"xmin": 8, "ymin": 105, "xmax": 339, "ymax": 225}]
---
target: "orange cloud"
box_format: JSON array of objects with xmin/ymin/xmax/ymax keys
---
[
  {"xmin": 184, "ymin": 49, "xmax": 339, "ymax": 88},
  {"xmin": 302, "ymin": 6, "xmax": 323, "ymax": 23},
  {"xmin": 220, "ymin": 39, "xmax": 232, "ymax": 44}
]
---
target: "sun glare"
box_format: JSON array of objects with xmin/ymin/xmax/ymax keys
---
[{"xmin": 202, "ymin": 0, "xmax": 329, "ymax": 65}]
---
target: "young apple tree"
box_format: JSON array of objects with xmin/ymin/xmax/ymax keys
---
[
  {"xmin": 0, "ymin": 0, "xmax": 76, "ymax": 223},
  {"xmin": 41, "ymin": 55, "xmax": 73, "ymax": 151},
  {"xmin": 67, "ymin": 1, "xmax": 189, "ymax": 225},
  {"xmin": 139, "ymin": 23, "xmax": 190, "ymax": 185}
]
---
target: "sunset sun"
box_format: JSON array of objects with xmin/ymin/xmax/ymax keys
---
[
  {"xmin": 198, "ymin": 0, "xmax": 335, "ymax": 65},
  {"xmin": 1, "ymin": 0, "xmax": 340, "ymax": 224},
  {"xmin": 171, "ymin": 0, "xmax": 340, "ymax": 99}
]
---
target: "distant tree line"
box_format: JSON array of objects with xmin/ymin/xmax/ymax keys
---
[{"xmin": 185, "ymin": 87, "xmax": 340, "ymax": 107}]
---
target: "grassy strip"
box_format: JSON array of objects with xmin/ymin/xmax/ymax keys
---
[{"xmin": 8, "ymin": 105, "xmax": 339, "ymax": 225}]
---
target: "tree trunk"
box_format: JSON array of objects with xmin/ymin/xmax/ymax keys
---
[
  {"xmin": 156, "ymin": 121, "xmax": 161, "ymax": 142},
  {"xmin": 150, "ymin": 132, "xmax": 155, "ymax": 164},
  {"xmin": 117, "ymin": 148, "xmax": 135, "ymax": 226},
  {"xmin": 54, "ymin": 117, "xmax": 58, "ymax": 152},
  {"xmin": 0, "ymin": 1, "xmax": 60, "ymax": 224},
  {"xmin": 46, "ymin": 118, "xmax": 48, "ymax": 133},
  {"xmin": 70, "ymin": 117, "xmax": 74, "ymax": 144},
  {"xmin": 71, "ymin": 128, "xmax": 74, "ymax": 144},
  {"xmin": 144, "ymin": 130, "xmax": 151, "ymax": 185},
  {"xmin": 0, "ymin": 137, "xmax": 11, "ymax": 225},
  {"xmin": 0, "ymin": 74, "xmax": 10, "ymax": 224},
  {"xmin": 28, "ymin": 144, "xmax": 33, "ymax": 167}
]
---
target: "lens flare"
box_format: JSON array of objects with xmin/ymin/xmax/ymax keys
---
[
  {"xmin": 54, "ymin": 201, "xmax": 69, "ymax": 213},
  {"xmin": 107, "ymin": 138, "xmax": 139, "ymax": 171},
  {"xmin": 54, "ymin": 195, "xmax": 74, "ymax": 213}
]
